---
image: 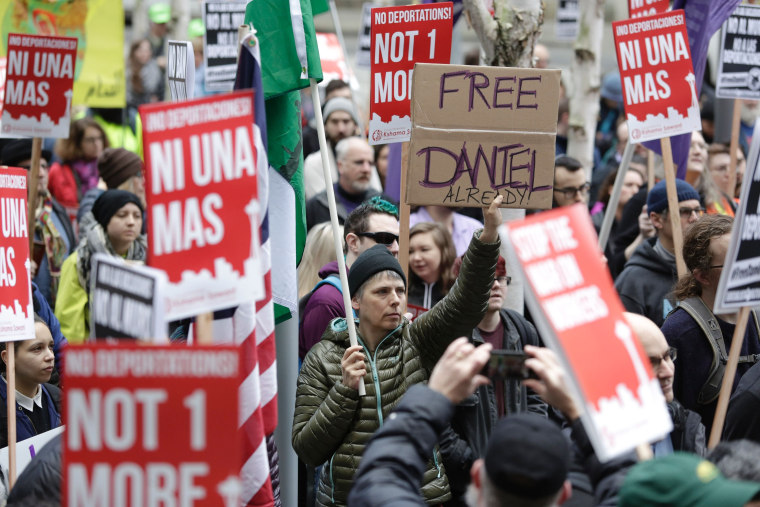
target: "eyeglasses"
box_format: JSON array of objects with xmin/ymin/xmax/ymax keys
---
[
  {"xmin": 82, "ymin": 135, "xmax": 104, "ymax": 144},
  {"xmin": 357, "ymin": 231, "xmax": 399, "ymax": 245},
  {"xmin": 553, "ymin": 183, "xmax": 590, "ymax": 199},
  {"xmin": 678, "ymin": 207, "xmax": 705, "ymax": 218},
  {"xmin": 649, "ymin": 347, "xmax": 677, "ymax": 370},
  {"xmin": 496, "ymin": 276, "xmax": 511, "ymax": 286},
  {"xmin": 708, "ymin": 265, "xmax": 723, "ymax": 269}
]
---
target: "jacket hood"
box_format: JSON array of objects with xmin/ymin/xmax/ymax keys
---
[
  {"xmin": 326, "ymin": 317, "xmax": 406, "ymax": 347},
  {"xmin": 625, "ymin": 237, "xmax": 676, "ymax": 276},
  {"xmin": 318, "ymin": 261, "xmax": 340, "ymax": 278}
]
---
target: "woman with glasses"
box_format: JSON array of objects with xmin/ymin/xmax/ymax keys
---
[{"xmin": 408, "ymin": 222, "xmax": 457, "ymax": 310}]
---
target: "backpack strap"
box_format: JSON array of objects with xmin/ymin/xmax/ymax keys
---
[{"xmin": 298, "ymin": 274, "xmax": 345, "ymax": 320}]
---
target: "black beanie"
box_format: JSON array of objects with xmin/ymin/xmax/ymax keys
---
[
  {"xmin": 92, "ymin": 189, "xmax": 143, "ymax": 231},
  {"xmin": 348, "ymin": 244, "xmax": 406, "ymax": 295}
]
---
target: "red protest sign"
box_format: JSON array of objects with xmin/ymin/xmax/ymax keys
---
[
  {"xmin": 316, "ymin": 32, "xmax": 352, "ymax": 85},
  {"xmin": 368, "ymin": 3, "xmax": 453, "ymax": 145},
  {"xmin": 1, "ymin": 33, "xmax": 77, "ymax": 138},
  {"xmin": 628, "ymin": 0, "xmax": 669, "ymax": 20},
  {"xmin": 506, "ymin": 204, "xmax": 672, "ymax": 461},
  {"xmin": 406, "ymin": 303, "xmax": 428, "ymax": 321},
  {"xmin": 140, "ymin": 91, "xmax": 264, "ymax": 320},
  {"xmin": 0, "ymin": 168, "xmax": 33, "ymax": 342},
  {"xmin": 612, "ymin": 10, "xmax": 701, "ymax": 144},
  {"xmin": 63, "ymin": 345, "xmax": 242, "ymax": 506}
]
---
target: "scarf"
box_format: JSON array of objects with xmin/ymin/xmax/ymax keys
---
[
  {"xmin": 71, "ymin": 159, "xmax": 100, "ymax": 195},
  {"xmin": 76, "ymin": 223, "xmax": 147, "ymax": 294},
  {"xmin": 35, "ymin": 196, "xmax": 67, "ymax": 305}
]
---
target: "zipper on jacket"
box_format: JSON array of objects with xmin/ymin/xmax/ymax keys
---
[
  {"xmin": 358, "ymin": 324, "xmax": 402, "ymax": 427},
  {"xmin": 329, "ymin": 453, "xmax": 336, "ymax": 503},
  {"xmin": 423, "ymin": 282, "xmax": 433, "ymax": 309},
  {"xmin": 433, "ymin": 450, "xmax": 442, "ymax": 478}
]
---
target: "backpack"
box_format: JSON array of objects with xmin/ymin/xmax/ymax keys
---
[{"xmin": 669, "ymin": 297, "xmax": 760, "ymax": 405}]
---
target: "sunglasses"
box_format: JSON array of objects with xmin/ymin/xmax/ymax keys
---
[{"xmin": 357, "ymin": 231, "xmax": 399, "ymax": 245}]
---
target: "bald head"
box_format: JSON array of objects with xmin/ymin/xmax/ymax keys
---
[{"xmin": 624, "ymin": 313, "xmax": 674, "ymax": 402}]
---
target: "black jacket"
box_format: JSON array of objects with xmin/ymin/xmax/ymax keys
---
[{"xmin": 668, "ymin": 399, "xmax": 706, "ymax": 456}]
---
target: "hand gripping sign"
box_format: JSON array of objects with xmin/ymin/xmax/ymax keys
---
[
  {"xmin": 505, "ymin": 204, "xmax": 672, "ymax": 461},
  {"xmin": 612, "ymin": 10, "xmax": 701, "ymax": 144},
  {"xmin": 369, "ymin": 2, "xmax": 453, "ymax": 145}
]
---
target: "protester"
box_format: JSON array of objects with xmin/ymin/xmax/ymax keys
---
[
  {"xmin": 591, "ymin": 166, "xmax": 645, "ymax": 262},
  {"xmin": 47, "ymin": 118, "xmax": 109, "ymax": 223},
  {"xmin": 126, "ymin": 38, "xmax": 165, "ymax": 110},
  {"xmin": 707, "ymin": 440, "xmax": 760, "ymax": 481},
  {"xmin": 614, "ymin": 179, "xmax": 701, "ymax": 326},
  {"xmin": 408, "ymin": 222, "xmax": 456, "ymax": 310},
  {"xmin": 552, "ymin": 156, "xmax": 589, "ymax": 208},
  {"xmin": 297, "ymin": 222, "xmax": 341, "ymax": 300},
  {"xmin": 0, "ymin": 317, "xmax": 61, "ymax": 449},
  {"xmin": 0, "ymin": 139, "xmax": 76, "ymax": 309},
  {"xmin": 663, "ymin": 214, "xmax": 760, "ymax": 435},
  {"xmin": 374, "ymin": 144, "xmax": 389, "ymax": 191},
  {"xmin": 305, "ymin": 137, "xmax": 384, "ymax": 231},
  {"xmin": 55, "ymin": 190, "xmax": 147, "ymax": 342},
  {"xmin": 303, "ymin": 80, "xmax": 354, "ymax": 159},
  {"xmin": 723, "ymin": 360, "xmax": 760, "ymax": 444},
  {"xmin": 146, "ymin": 2, "xmax": 171, "ymax": 70},
  {"xmin": 89, "ymin": 107, "xmax": 143, "ymax": 156},
  {"xmin": 293, "ymin": 196, "xmax": 503, "ymax": 506},
  {"xmin": 618, "ymin": 453, "xmax": 760, "ymax": 507},
  {"xmin": 349, "ymin": 337, "xmax": 572, "ymax": 507},
  {"xmin": 706, "ymin": 143, "xmax": 741, "ymax": 216},
  {"xmin": 439, "ymin": 255, "xmax": 547, "ymax": 504},
  {"xmin": 410, "ymin": 206, "xmax": 483, "ymax": 257},
  {"xmin": 299, "ymin": 197, "xmax": 399, "ymax": 361},
  {"xmin": 684, "ymin": 131, "xmax": 709, "ymax": 187}
]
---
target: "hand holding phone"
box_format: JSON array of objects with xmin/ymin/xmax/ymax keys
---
[{"xmin": 486, "ymin": 350, "xmax": 538, "ymax": 380}]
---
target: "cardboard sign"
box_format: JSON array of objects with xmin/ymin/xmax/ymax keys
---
[
  {"xmin": 613, "ymin": 10, "xmax": 701, "ymax": 144},
  {"xmin": 203, "ymin": 1, "xmax": 246, "ymax": 92},
  {"xmin": 628, "ymin": 0, "xmax": 669, "ymax": 20},
  {"xmin": 716, "ymin": 5, "xmax": 760, "ymax": 100},
  {"xmin": 407, "ymin": 63, "xmax": 560, "ymax": 209},
  {"xmin": 1, "ymin": 33, "xmax": 77, "ymax": 138},
  {"xmin": 90, "ymin": 254, "xmax": 168, "ymax": 342},
  {"xmin": 368, "ymin": 3, "xmax": 453, "ymax": 145},
  {"xmin": 356, "ymin": 3, "xmax": 374, "ymax": 68},
  {"xmin": 63, "ymin": 345, "xmax": 241, "ymax": 506},
  {"xmin": 0, "ymin": 167, "xmax": 33, "ymax": 342},
  {"xmin": 0, "ymin": 426, "xmax": 64, "ymax": 485},
  {"xmin": 556, "ymin": 0, "xmax": 579, "ymax": 41},
  {"xmin": 505, "ymin": 204, "xmax": 672, "ymax": 461},
  {"xmin": 715, "ymin": 119, "xmax": 760, "ymax": 313},
  {"xmin": 167, "ymin": 40, "xmax": 195, "ymax": 101},
  {"xmin": 140, "ymin": 91, "xmax": 263, "ymax": 320}
]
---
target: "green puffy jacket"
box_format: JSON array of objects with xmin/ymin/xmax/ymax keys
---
[{"xmin": 292, "ymin": 231, "xmax": 499, "ymax": 506}]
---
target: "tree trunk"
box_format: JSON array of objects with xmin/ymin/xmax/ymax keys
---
[{"xmin": 566, "ymin": 0, "xmax": 604, "ymax": 180}]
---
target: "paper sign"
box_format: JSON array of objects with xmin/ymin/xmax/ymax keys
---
[
  {"xmin": 715, "ymin": 119, "xmax": 760, "ymax": 313},
  {"xmin": 613, "ymin": 10, "xmax": 701, "ymax": 144},
  {"xmin": 556, "ymin": 0, "xmax": 579, "ymax": 41},
  {"xmin": 0, "ymin": 426, "xmax": 64, "ymax": 485},
  {"xmin": 1, "ymin": 33, "xmax": 77, "ymax": 138},
  {"xmin": 203, "ymin": 1, "xmax": 246, "ymax": 92},
  {"xmin": 316, "ymin": 33, "xmax": 356, "ymax": 88},
  {"xmin": 90, "ymin": 254, "xmax": 168, "ymax": 342},
  {"xmin": 0, "ymin": 167, "xmax": 33, "ymax": 342},
  {"xmin": 140, "ymin": 91, "xmax": 263, "ymax": 320},
  {"xmin": 628, "ymin": 0, "xmax": 669, "ymax": 20},
  {"xmin": 167, "ymin": 40, "xmax": 195, "ymax": 101},
  {"xmin": 356, "ymin": 3, "xmax": 374, "ymax": 68},
  {"xmin": 716, "ymin": 5, "xmax": 760, "ymax": 100},
  {"xmin": 406, "ymin": 63, "xmax": 560, "ymax": 209},
  {"xmin": 63, "ymin": 345, "xmax": 241, "ymax": 506},
  {"xmin": 369, "ymin": 3, "xmax": 453, "ymax": 145},
  {"xmin": 505, "ymin": 204, "xmax": 672, "ymax": 461}
]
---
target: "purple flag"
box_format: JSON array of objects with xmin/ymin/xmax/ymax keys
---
[
  {"xmin": 385, "ymin": 142, "xmax": 403, "ymax": 202},
  {"xmin": 643, "ymin": 0, "xmax": 741, "ymax": 179}
]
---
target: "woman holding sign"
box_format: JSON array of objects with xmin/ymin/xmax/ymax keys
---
[
  {"xmin": 408, "ymin": 222, "xmax": 456, "ymax": 309},
  {"xmin": 55, "ymin": 190, "xmax": 146, "ymax": 342}
]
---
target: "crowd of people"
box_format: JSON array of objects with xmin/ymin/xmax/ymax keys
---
[{"xmin": 2, "ymin": 4, "xmax": 760, "ymax": 505}]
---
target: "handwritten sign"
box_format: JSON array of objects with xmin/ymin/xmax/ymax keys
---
[
  {"xmin": 716, "ymin": 5, "xmax": 760, "ymax": 100},
  {"xmin": 0, "ymin": 167, "xmax": 33, "ymax": 342},
  {"xmin": 613, "ymin": 10, "xmax": 701, "ymax": 144},
  {"xmin": 140, "ymin": 91, "xmax": 263, "ymax": 320},
  {"xmin": 506, "ymin": 204, "xmax": 672, "ymax": 461},
  {"xmin": 628, "ymin": 0, "xmax": 669, "ymax": 20},
  {"xmin": 167, "ymin": 40, "xmax": 195, "ymax": 101},
  {"xmin": 369, "ymin": 3, "xmax": 453, "ymax": 145},
  {"xmin": 63, "ymin": 345, "xmax": 241, "ymax": 506},
  {"xmin": 406, "ymin": 63, "xmax": 560, "ymax": 209},
  {"xmin": 1, "ymin": 33, "xmax": 77, "ymax": 138},
  {"xmin": 203, "ymin": 1, "xmax": 246, "ymax": 92}
]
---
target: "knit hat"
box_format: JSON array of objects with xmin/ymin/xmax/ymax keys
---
[
  {"xmin": 322, "ymin": 97, "xmax": 359, "ymax": 126},
  {"xmin": 484, "ymin": 413, "xmax": 570, "ymax": 498},
  {"xmin": 98, "ymin": 148, "xmax": 142, "ymax": 189},
  {"xmin": 646, "ymin": 179, "xmax": 700, "ymax": 215},
  {"xmin": 149, "ymin": 2, "xmax": 171, "ymax": 24},
  {"xmin": 348, "ymin": 244, "xmax": 406, "ymax": 295},
  {"xmin": 92, "ymin": 190, "xmax": 143, "ymax": 231},
  {"xmin": 453, "ymin": 255, "xmax": 506, "ymax": 278},
  {"xmin": 600, "ymin": 71, "xmax": 623, "ymax": 104},
  {"xmin": 619, "ymin": 453, "xmax": 760, "ymax": 507},
  {"xmin": 0, "ymin": 139, "xmax": 52, "ymax": 167}
]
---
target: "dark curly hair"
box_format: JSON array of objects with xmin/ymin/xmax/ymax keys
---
[{"xmin": 673, "ymin": 214, "xmax": 733, "ymax": 301}]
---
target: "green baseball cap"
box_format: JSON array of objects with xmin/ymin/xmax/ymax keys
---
[
  {"xmin": 188, "ymin": 19, "xmax": 205, "ymax": 38},
  {"xmin": 620, "ymin": 453, "xmax": 760, "ymax": 507},
  {"xmin": 149, "ymin": 2, "xmax": 171, "ymax": 24}
]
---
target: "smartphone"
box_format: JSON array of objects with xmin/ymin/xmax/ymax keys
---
[{"xmin": 487, "ymin": 350, "xmax": 537, "ymax": 380}]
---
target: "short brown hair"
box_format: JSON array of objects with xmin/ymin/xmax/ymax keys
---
[{"xmin": 673, "ymin": 214, "xmax": 733, "ymax": 301}]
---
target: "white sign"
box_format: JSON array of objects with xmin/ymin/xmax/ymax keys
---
[
  {"xmin": 0, "ymin": 426, "xmax": 64, "ymax": 486},
  {"xmin": 167, "ymin": 40, "xmax": 195, "ymax": 101}
]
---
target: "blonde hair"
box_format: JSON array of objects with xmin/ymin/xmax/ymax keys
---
[{"xmin": 298, "ymin": 222, "xmax": 342, "ymax": 299}]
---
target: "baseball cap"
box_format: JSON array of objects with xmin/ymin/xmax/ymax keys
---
[
  {"xmin": 484, "ymin": 413, "xmax": 570, "ymax": 498},
  {"xmin": 620, "ymin": 453, "xmax": 760, "ymax": 507},
  {"xmin": 646, "ymin": 179, "xmax": 700, "ymax": 215},
  {"xmin": 149, "ymin": 2, "xmax": 171, "ymax": 24}
]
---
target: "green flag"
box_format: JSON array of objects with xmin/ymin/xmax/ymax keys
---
[{"xmin": 312, "ymin": 0, "xmax": 330, "ymax": 16}]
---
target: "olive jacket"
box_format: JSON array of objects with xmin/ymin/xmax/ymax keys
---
[{"xmin": 292, "ymin": 231, "xmax": 499, "ymax": 506}]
